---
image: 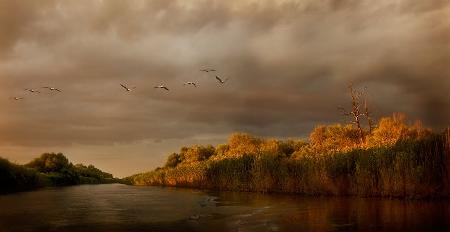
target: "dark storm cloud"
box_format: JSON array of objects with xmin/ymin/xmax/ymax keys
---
[
  {"xmin": 0, "ymin": 0, "xmax": 56, "ymax": 57},
  {"xmin": 0, "ymin": 0, "xmax": 449, "ymax": 152}
]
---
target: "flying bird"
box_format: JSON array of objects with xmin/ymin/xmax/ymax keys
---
[
  {"xmin": 42, "ymin": 87, "xmax": 62, "ymax": 92},
  {"xmin": 154, "ymin": 85, "xmax": 169, "ymax": 91},
  {"xmin": 200, "ymin": 68, "xmax": 216, "ymax": 73},
  {"xmin": 183, "ymin": 82, "xmax": 198, "ymax": 87},
  {"xmin": 25, "ymin": 88, "xmax": 40, "ymax": 93},
  {"xmin": 215, "ymin": 75, "xmax": 229, "ymax": 84},
  {"xmin": 120, "ymin": 84, "xmax": 136, "ymax": 92},
  {"xmin": 11, "ymin": 97, "xmax": 24, "ymax": 101}
]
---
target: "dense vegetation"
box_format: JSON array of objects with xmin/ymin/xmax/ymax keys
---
[
  {"xmin": 0, "ymin": 153, "xmax": 118, "ymax": 194},
  {"xmin": 127, "ymin": 113, "xmax": 450, "ymax": 199}
]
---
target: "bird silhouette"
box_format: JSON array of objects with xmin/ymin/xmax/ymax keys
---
[
  {"xmin": 25, "ymin": 88, "xmax": 40, "ymax": 93},
  {"xmin": 42, "ymin": 87, "xmax": 62, "ymax": 92},
  {"xmin": 11, "ymin": 97, "xmax": 24, "ymax": 101},
  {"xmin": 183, "ymin": 82, "xmax": 198, "ymax": 87},
  {"xmin": 120, "ymin": 84, "xmax": 136, "ymax": 92},
  {"xmin": 154, "ymin": 85, "xmax": 169, "ymax": 91},
  {"xmin": 215, "ymin": 75, "xmax": 229, "ymax": 84},
  {"xmin": 200, "ymin": 68, "xmax": 216, "ymax": 73}
]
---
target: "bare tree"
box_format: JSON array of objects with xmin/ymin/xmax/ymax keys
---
[{"xmin": 338, "ymin": 83, "xmax": 369, "ymax": 142}]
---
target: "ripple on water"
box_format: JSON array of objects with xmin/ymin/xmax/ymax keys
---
[{"xmin": 0, "ymin": 184, "xmax": 449, "ymax": 232}]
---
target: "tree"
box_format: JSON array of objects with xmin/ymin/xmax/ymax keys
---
[
  {"xmin": 367, "ymin": 113, "xmax": 431, "ymax": 147},
  {"xmin": 165, "ymin": 153, "xmax": 182, "ymax": 168},
  {"xmin": 215, "ymin": 144, "xmax": 229, "ymax": 156},
  {"xmin": 227, "ymin": 133, "xmax": 261, "ymax": 157},
  {"xmin": 259, "ymin": 139, "xmax": 282, "ymax": 156},
  {"xmin": 279, "ymin": 139, "xmax": 308, "ymax": 156},
  {"xmin": 338, "ymin": 83, "xmax": 372, "ymax": 142},
  {"xmin": 26, "ymin": 153, "xmax": 70, "ymax": 173},
  {"xmin": 309, "ymin": 124, "xmax": 361, "ymax": 153},
  {"xmin": 182, "ymin": 145, "xmax": 215, "ymax": 163},
  {"xmin": 74, "ymin": 163, "xmax": 113, "ymax": 179}
]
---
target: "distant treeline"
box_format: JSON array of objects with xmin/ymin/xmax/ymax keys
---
[
  {"xmin": 126, "ymin": 113, "xmax": 450, "ymax": 199},
  {"xmin": 0, "ymin": 153, "xmax": 120, "ymax": 194}
]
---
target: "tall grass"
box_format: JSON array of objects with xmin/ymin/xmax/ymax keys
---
[{"xmin": 128, "ymin": 132, "xmax": 450, "ymax": 199}]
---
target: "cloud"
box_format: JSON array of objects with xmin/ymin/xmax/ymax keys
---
[{"xmin": 0, "ymin": 0, "xmax": 56, "ymax": 57}]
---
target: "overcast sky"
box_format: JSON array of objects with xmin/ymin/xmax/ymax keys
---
[{"xmin": 0, "ymin": 0, "xmax": 449, "ymax": 177}]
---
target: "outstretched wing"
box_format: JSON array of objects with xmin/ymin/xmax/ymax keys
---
[{"xmin": 215, "ymin": 76, "xmax": 223, "ymax": 83}]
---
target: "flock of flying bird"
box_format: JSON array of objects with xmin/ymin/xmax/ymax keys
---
[{"xmin": 10, "ymin": 68, "xmax": 229, "ymax": 100}]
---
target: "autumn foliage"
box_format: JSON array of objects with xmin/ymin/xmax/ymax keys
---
[{"xmin": 127, "ymin": 113, "xmax": 449, "ymax": 199}]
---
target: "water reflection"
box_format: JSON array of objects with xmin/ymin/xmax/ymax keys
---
[{"xmin": 0, "ymin": 184, "xmax": 448, "ymax": 232}]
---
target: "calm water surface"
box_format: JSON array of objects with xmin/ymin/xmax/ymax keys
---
[{"xmin": 0, "ymin": 184, "xmax": 449, "ymax": 232}]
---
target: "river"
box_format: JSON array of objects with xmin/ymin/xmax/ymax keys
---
[{"xmin": 0, "ymin": 184, "xmax": 449, "ymax": 232}]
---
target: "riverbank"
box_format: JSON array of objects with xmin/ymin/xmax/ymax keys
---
[
  {"xmin": 0, "ymin": 153, "xmax": 120, "ymax": 194},
  {"xmin": 126, "ymin": 114, "xmax": 450, "ymax": 199}
]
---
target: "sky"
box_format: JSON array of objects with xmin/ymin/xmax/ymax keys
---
[{"xmin": 0, "ymin": 0, "xmax": 449, "ymax": 177}]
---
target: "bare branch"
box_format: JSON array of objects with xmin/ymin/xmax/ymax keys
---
[{"xmin": 338, "ymin": 83, "xmax": 372, "ymax": 142}]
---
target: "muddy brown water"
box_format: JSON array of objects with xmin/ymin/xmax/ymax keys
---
[{"xmin": 0, "ymin": 184, "xmax": 449, "ymax": 232}]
